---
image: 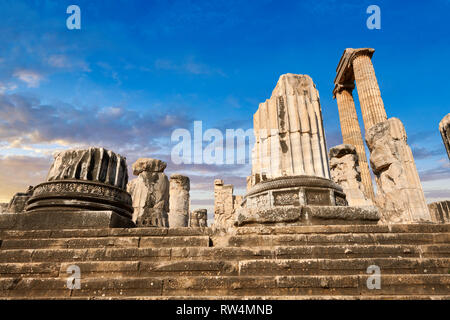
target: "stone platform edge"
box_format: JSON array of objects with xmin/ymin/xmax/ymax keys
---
[{"xmin": 0, "ymin": 210, "xmax": 135, "ymax": 230}]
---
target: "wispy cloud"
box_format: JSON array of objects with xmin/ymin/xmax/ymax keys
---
[
  {"xmin": 418, "ymin": 160, "xmax": 450, "ymax": 182},
  {"xmin": 47, "ymin": 54, "xmax": 91, "ymax": 72},
  {"xmin": 412, "ymin": 146, "xmax": 446, "ymax": 160},
  {"xmin": 0, "ymin": 92, "xmax": 192, "ymax": 157},
  {"xmin": 0, "ymin": 82, "xmax": 17, "ymax": 94},
  {"xmin": 13, "ymin": 70, "xmax": 43, "ymax": 88},
  {"xmin": 154, "ymin": 57, "xmax": 225, "ymax": 76}
]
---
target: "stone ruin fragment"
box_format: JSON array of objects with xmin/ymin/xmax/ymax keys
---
[
  {"xmin": 168, "ymin": 174, "xmax": 190, "ymax": 227},
  {"xmin": 189, "ymin": 209, "xmax": 208, "ymax": 227},
  {"xmin": 4, "ymin": 186, "xmax": 33, "ymax": 214},
  {"xmin": 366, "ymin": 118, "xmax": 431, "ymax": 223},
  {"xmin": 0, "ymin": 147, "xmax": 135, "ymax": 229},
  {"xmin": 439, "ymin": 113, "xmax": 450, "ymax": 161},
  {"xmin": 212, "ymin": 179, "xmax": 243, "ymax": 231},
  {"xmin": 235, "ymin": 73, "xmax": 379, "ymax": 227},
  {"xmin": 329, "ymin": 144, "xmax": 373, "ymax": 207},
  {"xmin": 127, "ymin": 158, "xmax": 169, "ymax": 227}
]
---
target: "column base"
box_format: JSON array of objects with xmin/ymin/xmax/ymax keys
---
[
  {"xmin": 236, "ymin": 205, "xmax": 380, "ymax": 226},
  {"xmin": 0, "ymin": 210, "xmax": 135, "ymax": 230}
]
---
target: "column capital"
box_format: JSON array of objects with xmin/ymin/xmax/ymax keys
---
[
  {"xmin": 332, "ymin": 82, "xmax": 355, "ymax": 99},
  {"xmin": 334, "ymin": 48, "xmax": 375, "ymax": 88}
]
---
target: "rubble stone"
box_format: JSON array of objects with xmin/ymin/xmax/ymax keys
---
[{"xmin": 190, "ymin": 209, "xmax": 208, "ymax": 227}]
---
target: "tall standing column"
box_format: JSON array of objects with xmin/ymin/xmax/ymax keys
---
[
  {"xmin": 352, "ymin": 49, "xmax": 388, "ymax": 131},
  {"xmin": 334, "ymin": 85, "xmax": 375, "ymax": 200}
]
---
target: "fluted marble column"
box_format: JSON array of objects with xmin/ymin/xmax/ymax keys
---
[
  {"xmin": 439, "ymin": 113, "xmax": 450, "ymax": 160},
  {"xmin": 251, "ymin": 74, "xmax": 330, "ymax": 182},
  {"xmin": 352, "ymin": 50, "xmax": 388, "ymax": 131},
  {"xmin": 334, "ymin": 85, "xmax": 375, "ymax": 200}
]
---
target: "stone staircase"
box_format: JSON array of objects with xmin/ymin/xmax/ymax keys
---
[{"xmin": 0, "ymin": 224, "xmax": 449, "ymax": 299}]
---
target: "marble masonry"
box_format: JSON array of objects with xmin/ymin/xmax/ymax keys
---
[
  {"xmin": 329, "ymin": 144, "xmax": 373, "ymax": 207},
  {"xmin": 334, "ymin": 48, "xmax": 431, "ymax": 224},
  {"xmin": 127, "ymin": 158, "xmax": 169, "ymax": 227},
  {"xmin": 237, "ymin": 73, "xmax": 379, "ymax": 226},
  {"xmin": 0, "ymin": 48, "xmax": 449, "ymax": 300},
  {"xmin": 4, "ymin": 186, "xmax": 33, "ymax": 214},
  {"xmin": 0, "ymin": 147, "xmax": 135, "ymax": 229},
  {"xmin": 439, "ymin": 113, "xmax": 450, "ymax": 160},
  {"xmin": 189, "ymin": 209, "xmax": 208, "ymax": 227},
  {"xmin": 168, "ymin": 174, "xmax": 190, "ymax": 227},
  {"xmin": 213, "ymin": 179, "xmax": 243, "ymax": 230},
  {"xmin": 366, "ymin": 118, "xmax": 431, "ymax": 223},
  {"xmin": 428, "ymin": 201, "xmax": 450, "ymax": 224}
]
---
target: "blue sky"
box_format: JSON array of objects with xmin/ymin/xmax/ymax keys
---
[{"xmin": 0, "ymin": 0, "xmax": 449, "ymax": 216}]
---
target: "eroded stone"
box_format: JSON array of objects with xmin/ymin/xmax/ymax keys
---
[
  {"xmin": 169, "ymin": 174, "xmax": 190, "ymax": 227},
  {"xmin": 329, "ymin": 144, "xmax": 373, "ymax": 207},
  {"xmin": 365, "ymin": 118, "xmax": 431, "ymax": 223}
]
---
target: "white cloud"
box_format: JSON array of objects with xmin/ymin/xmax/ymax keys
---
[
  {"xmin": 13, "ymin": 70, "xmax": 43, "ymax": 88},
  {"xmin": 48, "ymin": 54, "xmax": 91, "ymax": 72},
  {"xmin": 0, "ymin": 82, "xmax": 17, "ymax": 94},
  {"xmin": 155, "ymin": 57, "xmax": 225, "ymax": 76}
]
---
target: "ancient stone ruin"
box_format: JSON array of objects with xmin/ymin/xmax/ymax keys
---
[
  {"xmin": 428, "ymin": 200, "xmax": 450, "ymax": 224},
  {"xmin": 127, "ymin": 158, "xmax": 169, "ymax": 227},
  {"xmin": 329, "ymin": 144, "xmax": 373, "ymax": 207},
  {"xmin": 213, "ymin": 179, "xmax": 242, "ymax": 230},
  {"xmin": 237, "ymin": 73, "xmax": 379, "ymax": 226},
  {"xmin": 0, "ymin": 48, "xmax": 449, "ymax": 300},
  {"xmin": 333, "ymin": 48, "xmax": 431, "ymax": 224},
  {"xmin": 366, "ymin": 118, "xmax": 431, "ymax": 223},
  {"xmin": 0, "ymin": 147, "xmax": 135, "ymax": 229},
  {"xmin": 439, "ymin": 113, "xmax": 450, "ymax": 160},
  {"xmin": 189, "ymin": 209, "xmax": 208, "ymax": 227},
  {"xmin": 5, "ymin": 186, "xmax": 33, "ymax": 214},
  {"xmin": 168, "ymin": 174, "xmax": 190, "ymax": 227}
]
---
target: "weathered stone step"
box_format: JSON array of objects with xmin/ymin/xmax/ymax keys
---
[
  {"xmin": 1, "ymin": 224, "xmax": 449, "ymax": 240},
  {"xmin": 226, "ymin": 233, "xmax": 450, "ymax": 247},
  {"xmin": 1, "ymin": 244, "xmax": 449, "ymax": 263},
  {"xmin": 235, "ymin": 224, "xmax": 450, "ymax": 235},
  {"xmin": 1, "ymin": 275, "xmax": 448, "ymax": 298},
  {"xmin": 0, "ymin": 227, "xmax": 208, "ymax": 240},
  {"xmin": 0, "ymin": 260, "xmax": 238, "ymax": 278},
  {"xmin": 1, "ymin": 258, "xmax": 448, "ymax": 278},
  {"xmin": 238, "ymin": 258, "xmax": 450, "ymax": 275},
  {"xmin": 0, "ymin": 236, "xmax": 211, "ymax": 250}
]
